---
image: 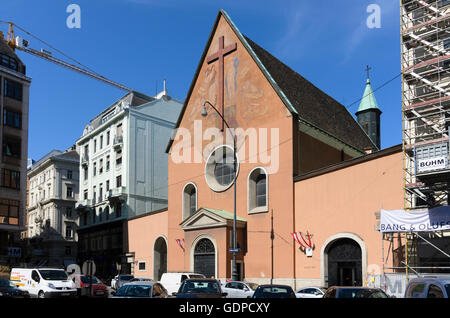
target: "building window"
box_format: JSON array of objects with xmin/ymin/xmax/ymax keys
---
[
  {"xmin": 205, "ymin": 145, "xmax": 238, "ymax": 192},
  {"xmin": 93, "ymin": 162, "xmax": 97, "ymax": 176},
  {"xmin": 1, "ymin": 168, "xmax": 20, "ymax": 189},
  {"xmin": 1, "ymin": 54, "xmax": 18, "ymax": 72},
  {"xmin": 66, "ymin": 187, "xmax": 73, "ymax": 198},
  {"xmin": 99, "ymin": 184, "xmax": 103, "ymax": 202},
  {"xmin": 99, "ymin": 159, "xmax": 103, "ymax": 174},
  {"xmin": 83, "ymin": 190, "xmax": 88, "ymax": 200},
  {"xmin": 93, "ymin": 186, "xmax": 96, "ymax": 205},
  {"xmin": 116, "ymin": 175, "xmax": 122, "ymax": 188},
  {"xmin": 106, "ymin": 156, "xmax": 110, "ymax": 171},
  {"xmin": 66, "ymin": 207, "xmax": 72, "ymax": 218},
  {"xmin": 106, "ymin": 180, "xmax": 110, "ymax": 192},
  {"xmin": 4, "ymin": 79, "xmax": 22, "ymax": 101},
  {"xmin": 65, "ymin": 225, "xmax": 73, "ymax": 239},
  {"xmin": 99, "ymin": 207, "xmax": 103, "ymax": 222},
  {"xmin": 106, "ymin": 131, "xmax": 110, "ymax": 145},
  {"xmin": 116, "ymin": 203, "xmax": 122, "ymax": 218},
  {"xmin": 100, "ymin": 135, "xmax": 103, "ymax": 149},
  {"xmin": 84, "ymin": 166, "xmax": 88, "ymax": 180},
  {"xmin": 0, "ymin": 199, "xmax": 19, "ymax": 225},
  {"xmin": 248, "ymin": 167, "xmax": 268, "ymax": 214},
  {"xmin": 105, "ymin": 206, "xmax": 109, "ymax": 220},
  {"xmin": 3, "ymin": 136, "xmax": 21, "ymax": 158},
  {"xmin": 116, "ymin": 150, "xmax": 122, "ymax": 165},
  {"xmin": 94, "ymin": 139, "xmax": 97, "ymax": 153},
  {"xmin": 3, "ymin": 109, "xmax": 22, "ymax": 129},
  {"xmin": 183, "ymin": 183, "xmax": 197, "ymax": 219},
  {"xmin": 67, "ymin": 170, "xmax": 73, "ymax": 180},
  {"xmin": 138, "ymin": 261, "xmax": 146, "ymax": 271}
]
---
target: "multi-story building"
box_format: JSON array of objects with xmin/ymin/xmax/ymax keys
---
[
  {"xmin": 401, "ymin": 0, "xmax": 450, "ymax": 273},
  {"xmin": 27, "ymin": 147, "xmax": 79, "ymax": 267},
  {"xmin": 0, "ymin": 35, "xmax": 31, "ymax": 265},
  {"xmin": 75, "ymin": 89, "xmax": 182, "ymax": 278}
]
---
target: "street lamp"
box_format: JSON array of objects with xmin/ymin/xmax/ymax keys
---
[{"xmin": 201, "ymin": 101, "xmax": 239, "ymax": 282}]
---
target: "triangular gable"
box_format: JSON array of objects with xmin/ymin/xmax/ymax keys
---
[
  {"xmin": 166, "ymin": 9, "xmax": 375, "ymax": 154},
  {"xmin": 180, "ymin": 207, "xmax": 246, "ymax": 231}
]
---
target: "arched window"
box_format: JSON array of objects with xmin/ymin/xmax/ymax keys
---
[
  {"xmin": 248, "ymin": 167, "xmax": 268, "ymax": 214},
  {"xmin": 183, "ymin": 183, "xmax": 197, "ymax": 219}
]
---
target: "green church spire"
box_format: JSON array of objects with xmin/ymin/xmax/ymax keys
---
[{"xmin": 357, "ymin": 66, "xmax": 380, "ymax": 114}]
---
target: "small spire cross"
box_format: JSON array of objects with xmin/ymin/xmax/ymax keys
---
[{"xmin": 366, "ymin": 65, "xmax": 372, "ymax": 80}]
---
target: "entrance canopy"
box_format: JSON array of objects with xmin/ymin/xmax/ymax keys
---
[{"xmin": 380, "ymin": 206, "xmax": 450, "ymax": 233}]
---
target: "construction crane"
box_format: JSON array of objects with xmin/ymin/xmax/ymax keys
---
[{"xmin": 1, "ymin": 21, "xmax": 133, "ymax": 92}]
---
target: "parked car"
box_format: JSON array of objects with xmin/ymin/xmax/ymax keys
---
[
  {"xmin": 111, "ymin": 281, "xmax": 169, "ymax": 298},
  {"xmin": 251, "ymin": 284, "xmax": 297, "ymax": 298},
  {"xmin": 173, "ymin": 278, "xmax": 227, "ymax": 298},
  {"xmin": 0, "ymin": 279, "xmax": 30, "ymax": 298},
  {"xmin": 159, "ymin": 272, "xmax": 206, "ymax": 295},
  {"xmin": 68, "ymin": 274, "xmax": 109, "ymax": 298},
  {"xmin": 111, "ymin": 274, "xmax": 134, "ymax": 290},
  {"xmin": 295, "ymin": 286, "xmax": 327, "ymax": 298},
  {"xmin": 130, "ymin": 277, "xmax": 154, "ymax": 283},
  {"xmin": 221, "ymin": 281, "xmax": 258, "ymax": 298},
  {"xmin": 323, "ymin": 286, "xmax": 390, "ymax": 298},
  {"xmin": 10, "ymin": 268, "xmax": 77, "ymax": 298},
  {"xmin": 404, "ymin": 276, "xmax": 450, "ymax": 298}
]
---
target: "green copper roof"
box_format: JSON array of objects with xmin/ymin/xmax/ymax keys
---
[
  {"xmin": 357, "ymin": 78, "xmax": 380, "ymax": 113},
  {"xmin": 202, "ymin": 207, "xmax": 247, "ymax": 222}
]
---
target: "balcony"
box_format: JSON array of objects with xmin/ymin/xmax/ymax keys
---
[
  {"xmin": 113, "ymin": 135, "xmax": 123, "ymax": 150},
  {"xmin": 108, "ymin": 186, "xmax": 127, "ymax": 204},
  {"xmin": 81, "ymin": 153, "xmax": 89, "ymax": 166},
  {"xmin": 75, "ymin": 199, "xmax": 92, "ymax": 211}
]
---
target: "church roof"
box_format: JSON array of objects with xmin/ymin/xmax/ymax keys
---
[
  {"xmin": 243, "ymin": 36, "xmax": 375, "ymax": 152},
  {"xmin": 357, "ymin": 78, "xmax": 381, "ymax": 114}
]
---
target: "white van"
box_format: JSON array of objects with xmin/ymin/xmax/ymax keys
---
[
  {"xmin": 10, "ymin": 268, "xmax": 77, "ymax": 298},
  {"xmin": 159, "ymin": 272, "xmax": 205, "ymax": 295}
]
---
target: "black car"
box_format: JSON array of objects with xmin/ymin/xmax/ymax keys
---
[
  {"xmin": 322, "ymin": 286, "xmax": 390, "ymax": 298},
  {"xmin": 0, "ymin": 279, "xmax": 30, "ymax": 298},
  {"xmin": 252, "ymin": 284, "xmax": 297, "ymax": 298},
  {"xmin": 173, "ymin": 278, "xmax": 227, "ymax": 298}
]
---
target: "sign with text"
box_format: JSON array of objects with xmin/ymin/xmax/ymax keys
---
[
  {"xmin": 380, "ymin": 207, "xmax": 450, "ymax": 233},
  {"xmin": 416, "ymin": 156, "xmax": 447, "ymax": 173}
]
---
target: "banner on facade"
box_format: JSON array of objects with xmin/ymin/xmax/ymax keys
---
[{"xmin": 380, "ymin": 206, "xmax": 450, "ymax": 233}]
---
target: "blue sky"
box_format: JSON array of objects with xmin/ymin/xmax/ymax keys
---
[{"xmin": 2, "ymin": 0, "xmax": 402, "ymax": 161}]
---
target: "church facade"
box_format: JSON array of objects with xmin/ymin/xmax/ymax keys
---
[{"xmin": 127, "ymin": 10, "xmax": 404, "ymax": 289}]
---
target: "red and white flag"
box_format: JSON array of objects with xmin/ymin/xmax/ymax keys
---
[{"xmin": 176, "ymin": 239, "xmax": 185, "ymax": 252}]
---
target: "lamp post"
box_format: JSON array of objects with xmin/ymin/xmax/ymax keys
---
[{"xmin": 201, "ymin": 101, "xmax": 239, "ymax": 281}]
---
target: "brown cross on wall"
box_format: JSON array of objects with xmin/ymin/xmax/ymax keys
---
[{"xmin": 207, "ymin": 36, "xmax": 237, "ymax": 131}]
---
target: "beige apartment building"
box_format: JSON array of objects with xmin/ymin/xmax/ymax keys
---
[
  {"xmin": 0, "ymin": 36, "xmax": 31, "ymax": 265},
  {"xmin": 27, "ymin": 148, "xmax": 79, "ymax": 267}
]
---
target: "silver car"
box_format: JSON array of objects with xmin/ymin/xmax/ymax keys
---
[{"xmin": 404, "ymin": 276, "xmax": 450, "ymax": 298}]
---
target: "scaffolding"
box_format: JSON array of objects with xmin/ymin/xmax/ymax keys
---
[{"xmin": 395, "ymin": 0, "xmax": 450, "ymax": 290}]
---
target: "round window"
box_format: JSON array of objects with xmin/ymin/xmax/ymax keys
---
[{"xmin": 205, "ymin": 145, "xmax": 238, "ymax": 192}]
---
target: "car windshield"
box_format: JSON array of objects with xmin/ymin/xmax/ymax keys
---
[
  {"xmin": 120, "ymin": 276, "xmax": 134, "ymax": 281},
  {"xmin": 181, "ymin": 281, "xmax": 220, "ymax": 294},
  {"xmin": 248, "ymin": 283, "xmax": 259, "ymax": 291},
  {"xmin": 189, "ymin": 275, "xmax": 205, "ymax": 279},
  {"xmin": 254, "ymin": 286, "xmax": 293, "ymax": 298},
  {"xmin": 80, "ymin": 276, "xmax": 101, "ymax": 284},
  {"xmin": 339, "ymin": 288, "xmax": 388, "ymax": 298},
  {"xmin": 116, "ymin": 284, "xmax": 152, "ymax": 297},
  {"xmin": 0, "ymin": 279, "xmax": 14, "ymax": 288},
  {"xmin": 38, "ymin": 270, "xmax": 68, "ymax": 281}
]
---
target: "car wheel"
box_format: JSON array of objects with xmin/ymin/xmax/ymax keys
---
[{"xmin": 38, "ymin": 291, "xmax": 45, "ymax": 298}]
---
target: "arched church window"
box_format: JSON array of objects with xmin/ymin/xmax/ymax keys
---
[
  {"xmin": 248, "ymin": 167, "xmax": 268, "ymax": 214},
  {"xmin": 183, "ymin": 183, "xmax": 197, "ymax": 219}
]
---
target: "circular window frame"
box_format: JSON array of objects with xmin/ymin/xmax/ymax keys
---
[{"xmin": 205, "ymin": 145, "xmax": 239, "ymax": 192}]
